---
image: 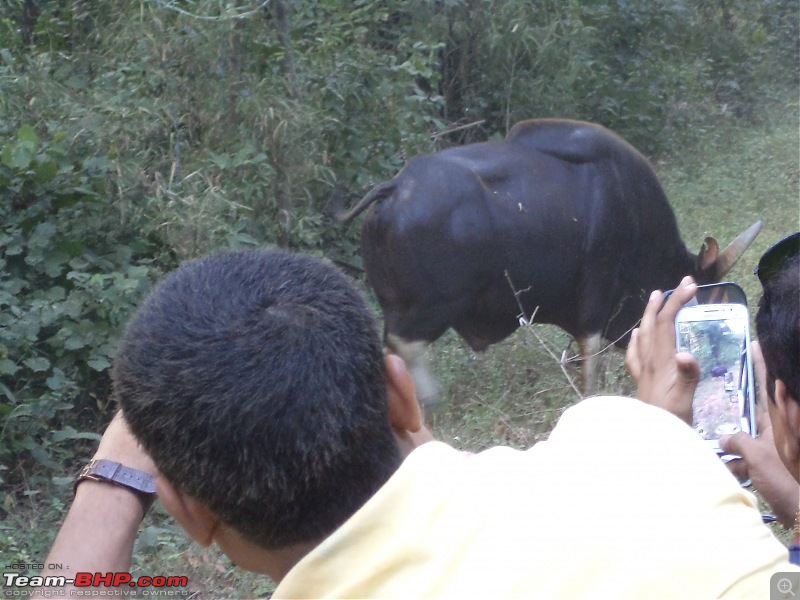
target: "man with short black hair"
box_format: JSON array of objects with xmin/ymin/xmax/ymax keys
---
[{"xmin": 115, "ymin": 249, "xmax": 408, "ymax": 553}]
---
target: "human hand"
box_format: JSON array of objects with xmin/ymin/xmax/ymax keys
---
[
  {"xmin": 93, "ymin": 410, "xmax": 158, "ymax": 477},
  {"xmin": 626, "ymin": 276, "xmax": 700, "ymax": 424},
  {"xmin": 720, "ymin": 408, "xmax": 799, "ymax": 527},
  {"xmin": 719, "ymin": 342, "xmax": 800, "ymax": 527}
]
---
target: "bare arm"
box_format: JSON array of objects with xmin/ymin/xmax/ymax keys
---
[{"xmin": 34, "ymin": 412, "xmax": 156, "ymax": 595}]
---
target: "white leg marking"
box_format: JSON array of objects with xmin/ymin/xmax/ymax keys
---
[
  {"xmin": 578, "ymin": 333, "xmax": 602, "ymax": 396},
  {"xmin": 387, "ymin": 334, "xmax": 441, "ymax": 408}
]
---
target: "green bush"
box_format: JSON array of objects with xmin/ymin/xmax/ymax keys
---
[{"xmin": 0, "ymin": 123, "xmax": 162, "ymax": 478}]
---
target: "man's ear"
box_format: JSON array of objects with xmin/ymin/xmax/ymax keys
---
[
  {"xmin": 157, "ymin": 477, "xmax": 219, "ymax": 547},
  {"xmin": 384, "ymin": 354, "xmax": 422, "ymax": 433},
  {"xmin": 773, "ymin": 379, "xmax": 800, "ymax": 476}
]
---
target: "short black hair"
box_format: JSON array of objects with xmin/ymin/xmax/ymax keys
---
[
  {"xmin": 114, "ymin": 248, "xmax": 402, "ymax": 549},
  {"xmin": 756, "ymin": 254, "xmax": 800, "ymax": 403}
]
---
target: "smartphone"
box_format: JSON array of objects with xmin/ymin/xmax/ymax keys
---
[{"xmin": 674, "ymin": 298, "xmax": 756, "ymax": 453}]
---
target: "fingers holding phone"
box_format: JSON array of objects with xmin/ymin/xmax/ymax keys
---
[{"xmin": 626, "ymin": 275, "xmax": 699, "ymax": 424}]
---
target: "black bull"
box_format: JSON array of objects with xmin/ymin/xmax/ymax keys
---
[{"xmin": 336, "ymin": 119, "xmax": 761, "ymax": 406}]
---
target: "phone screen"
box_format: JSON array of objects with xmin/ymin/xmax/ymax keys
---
[{"xmin": 675, "ymin": 303, "xmax": 755, "ymax": 450}]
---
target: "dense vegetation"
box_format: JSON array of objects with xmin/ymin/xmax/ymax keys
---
[{"xmin": 1, "ymin": 2, "xmax": 798, "ymax": 587}]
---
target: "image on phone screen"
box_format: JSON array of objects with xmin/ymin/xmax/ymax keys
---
[{"xmin": 675, "ymin": 303, "xmax": 755, "ymax": 451}]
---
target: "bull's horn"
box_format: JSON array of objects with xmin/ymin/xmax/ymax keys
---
[{"xmin": 714, "ymin": 220, "xmax": 763, "ymax": 277}]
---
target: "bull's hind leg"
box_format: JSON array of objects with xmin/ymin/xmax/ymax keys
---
[
  {"xmin": 578, "ymin": 333, "xmax": 602, "ymax": 396},
  {"xmin": 386, "ymin": 334, "xmax": 441, "ymax": 413}
]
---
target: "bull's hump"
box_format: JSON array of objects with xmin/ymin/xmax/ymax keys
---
[
  {"xmin": 436, "ymin": 141, "xmax": 510, "ymax": 166},
  {"xmin": 418, "ymin": 141, "xmax": 534, "ymax": 185},
  {"xmin": 507, "ymin": 118, "xmax": 643, "ymax": 165}
]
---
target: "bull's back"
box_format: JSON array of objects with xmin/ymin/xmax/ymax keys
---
[
  {"xmin": 360, "ymin": 122, "xmax": 689, "ymax": 344},
  {"xmin": 362, "ymin": 142, "xmax": 589, "ymax": 295}
]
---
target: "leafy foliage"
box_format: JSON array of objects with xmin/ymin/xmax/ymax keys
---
[{"xmin": 0, "ymin": 123, "xmax": 161, "ymax": 479}]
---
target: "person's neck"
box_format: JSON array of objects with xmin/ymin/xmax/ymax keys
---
[
  {"xmin": 261, "ymin": 540, "xmax": 321, "ymax": 582},
  {"xmin": 395, "ymin": 424, "xmax": 436, "ymax": 458},
  {"xmin": 227, "ymin": 431, "xmax": 437, "ymax": 582},
  {"xmin": 215, "ymin": 526, "xmax": 320, "ymax": 582}
]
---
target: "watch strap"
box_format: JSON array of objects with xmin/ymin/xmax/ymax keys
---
[{"xmin": 75, "ymin": 458, "xmax": 156, "ymax": 515}]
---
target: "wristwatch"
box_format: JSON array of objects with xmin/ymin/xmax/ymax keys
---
[{"xmin": 75, "ymin": 458, "xmax": 157, "ymax": 515}]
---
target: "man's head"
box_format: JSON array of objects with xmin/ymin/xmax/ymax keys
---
[
  {"xmin": 754, "ymin": 233, "xmax": 800, "ymax": 478},
  {"xmin": 114, "ymin": 248, "xmax": 406, "ymax": 550},
  {"xmin": 757, "ymin": 254, "xmax": 800, "ymax": 403}
]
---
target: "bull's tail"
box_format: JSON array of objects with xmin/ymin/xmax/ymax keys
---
[{"xmin": 333, "ymin": 180, "xmax": 397, "ymax": 223}]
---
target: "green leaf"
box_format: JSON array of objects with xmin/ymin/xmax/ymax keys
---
[
  {"xmin": 28, "ymin": 222, "xmax": 57, "ymax": 248},
  {"xmin": 5, "ymin": 404, "xmax": 35, "ymax": 420},
  {"xmin": 4, "ymin": 241, "xmax": 23, "ymax": 256},
  {"xmin": 30, "ymin": 445, "xmax": 61, "ymax": 470},
  {"xmin": 43, "ymin": 250, "xmax": 70, "ymax": 278},
  {"xmin": 34, "ymin": 160, "xmax": 59, "ymax": 183},
  {"xmin": 58, "ymin": 240, "xmax": 86, "ymax": 257},
  {"xmin": 51, "ymin": 426, "xmax": 77, "ymax": 442},
  {"xmin": 0, "ymin": 48, "xmax": 14, "ymax": 67},
  {"xmin": 87, "ymin": 356, "xmax": 111, "ymax": 372},
  {"xmin": 63, "ymin": 335, "xmax": 87, "ymax": 351},
  {"xmin": 210, "ymin": 153, "xmax": 230, "ymax": 169},
  {"xmin": 9, "ymin": 142, "xmax": 35, "ymax": 170},
  {"xmin": 0, "ymin": 359, "xmax": 19, "ymax": 376},
  {"xmin": 46, "ymin": 286, "xmax": 67, "ymax": 302},
  {"xmin": 45, "ymin": 369, "xmax": 66, "ymax": 390},
  {"xmin": 51, "ymin": 427, "xmax": 101, "ymax": 443},
  {"xmin": 17, "ymin": 124, "xmax": 38, "ymax": 146},
  {"xmin": 0, "ymin": 145, "xmax": 11, "ymax": 169},
  {"xmin": 0, "ymin": 383, "xmax": 16, "ymax": 403},
  {"xmin": 23, "ymin": 357, "xmax": 51, "ymax": 372}
]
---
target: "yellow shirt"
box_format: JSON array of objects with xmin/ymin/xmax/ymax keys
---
[{"xmin": 275, "ymin": 396, "xmax": 796, "ymax": 599}]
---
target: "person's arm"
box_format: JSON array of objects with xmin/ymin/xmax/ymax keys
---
[
  {"xmin": 722, "ymin": 412, "xmax": 800, "ymax": 527},
  {"xmin": 34, "ymin": 411, "xmax": 157, "ymax": 596},
  {"xmin": 720, "ymin": 343, "xmax": 800, "ymax": 528},
  {"xmin": 625, "ymin": 275, "xmax": 700, "ymax": 423}
]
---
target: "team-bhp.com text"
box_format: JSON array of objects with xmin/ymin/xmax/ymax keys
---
[{"xmin": 4, "ymin": 572, "xmax": 188, "ymax": 596}]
